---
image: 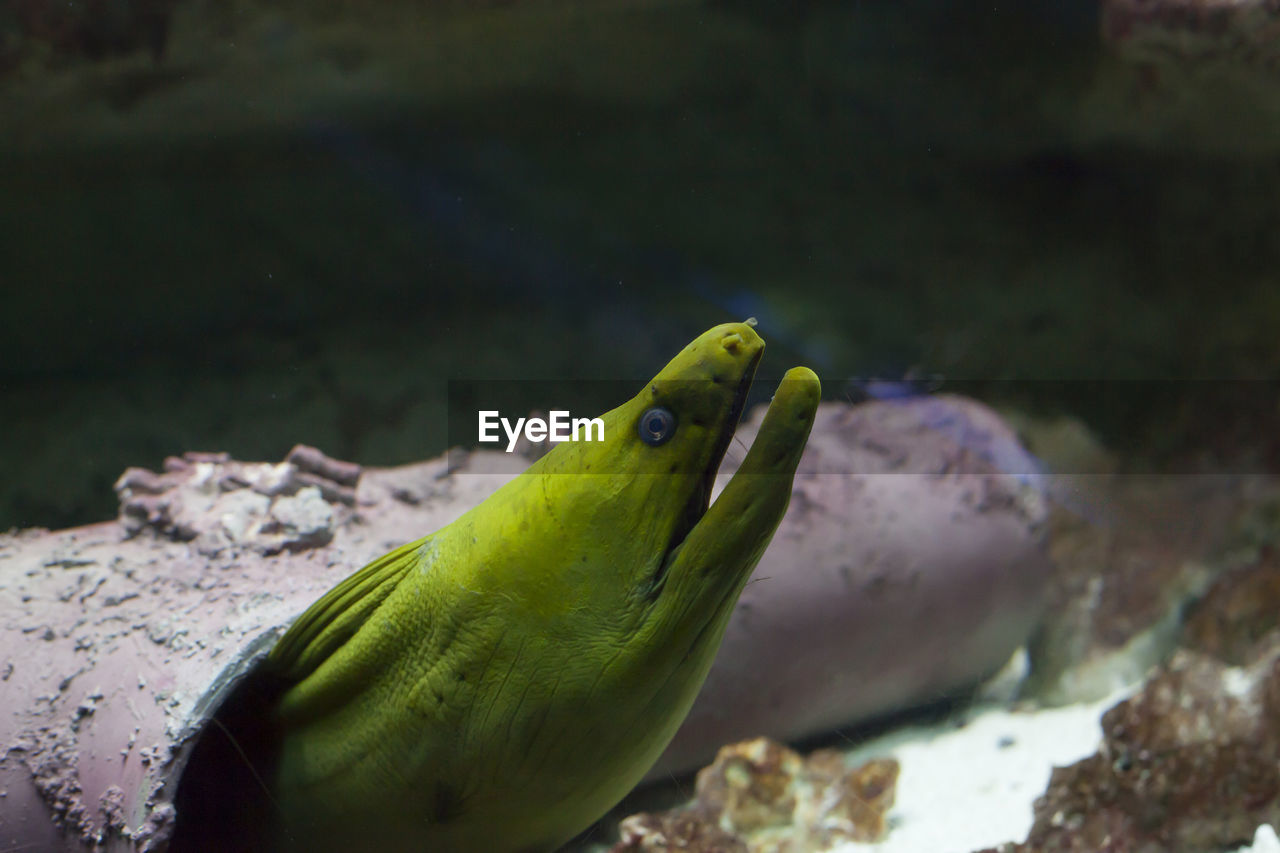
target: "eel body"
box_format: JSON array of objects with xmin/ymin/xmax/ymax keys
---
[{"xmin": 262, "ymin": 322, "xmax": 820, "ymax": 852}]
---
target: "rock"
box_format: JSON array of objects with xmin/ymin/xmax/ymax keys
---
[
  {"xmin": 1085, "ymin": 0, "xmax": 1280, "ymax": 152},
  {"xmin": 983, "ymin": 639, "xmax": 1280, "ymax": 853},
  {"xmin": 1102, "ymin": 0, "xmax": 1280, "ymax": 68},
  {"xmin": 1026, "ymin": 475, "xmax": 1280, "ymax": 707},
  {"xmin": 613, "ymin": 738, "xmax": 898, "ymax": 853},
  {"xmin": 1183, "ymin": 545, "xmax": 1280, "ymax": 665},
  {"xmin": 113, "ymin": 446, "xmax": 356, "ymax": 555}
]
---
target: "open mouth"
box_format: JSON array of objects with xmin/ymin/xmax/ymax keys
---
[{"xmin": 652, "ymin": 347, "xmax": 764, "ymax": 591}]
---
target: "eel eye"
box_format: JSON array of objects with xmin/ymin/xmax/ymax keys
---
[{"xmin": 638, "ymin": 407, "xmax": 676, "ymax": 446}]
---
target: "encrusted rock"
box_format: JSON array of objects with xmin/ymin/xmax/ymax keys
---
[
  {"xmin": 613, "ymin": 738, "xmax": 898, "ymax": 853},
  {"xmin": 1102, "ymin": 0, "xmax": 1280, "ymax": 68},
  {"xmin": 614, "ymin": 811, "xmax": 748, "ymax": 853},
  {"xmin": 1183, "ymin": 545, "xmax": 1280, "ymax": 665},
  {"xmin": 1027, "ymin": 475, "xmax": 1280, "ymax": 706},
  {"xmin": 986, "ymin": 639, "xmax": 1280, "ymax": 853},
  {"xmin": 113, "ymin": 445, "xmax": 359, "ymax": 555},
  {"xmin": 1088, "ymin": 0, "xmax": 1280, "ymax": 153}
]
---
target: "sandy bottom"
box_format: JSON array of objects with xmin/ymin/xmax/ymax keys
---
[
  {"xmin": 832, "ymin": 691, "xmax": 1124, "ymax": 853},
  {"xmin": 830, "ymin": 689, "xmax": 1277, "ymax": 853}
]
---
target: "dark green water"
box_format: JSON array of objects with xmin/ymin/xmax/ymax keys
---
[{"xmin": 2, "ymin": 0, "xmax": 1277, "ymax": 530}]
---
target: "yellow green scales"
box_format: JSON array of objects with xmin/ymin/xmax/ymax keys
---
[{"xmin": 262, "ymin": 322, "xmax": 820, "ymax": 852}]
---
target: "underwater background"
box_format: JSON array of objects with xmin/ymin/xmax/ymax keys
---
[{"xmin": 2, "ymin": 0, "xmax": 1278, "ymax": 531}]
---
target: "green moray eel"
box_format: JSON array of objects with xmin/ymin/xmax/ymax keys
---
[{"xmin": 262, "ymin": 322, "xmax": 820, "ymax": 852}]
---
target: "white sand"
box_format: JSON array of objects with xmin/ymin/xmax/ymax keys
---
[
  {"xmin": 833, "ymin": 690, "xmax": 1130, "ymax": 853},
  {"xmin": 1236, "ymin": 825, "xmax": 1280, "ymax": 853}
]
